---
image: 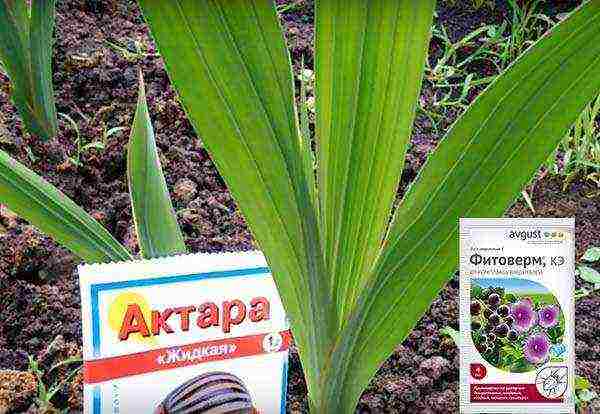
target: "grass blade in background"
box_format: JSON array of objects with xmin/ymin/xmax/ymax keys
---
[
  {"xmin": 128, "ymin": 74, "xmax": 186, "ymax": 258},
  {"xmin": 328, "ymin": 2, "xmax": 600, "ymax": 410},
  {"xmin": 0, "ymin": 0, "xmax": 57, "ymax": 139},
  {"xmin": 137, "ymin": 1, "xmax": 335, "ymax": 405},
  {"xmin": 0, "ymin": 151, "xmax": 131, "ymax": 263},
  {"xmin": 315, "ymin": 0, "xmax": 435, "ymax": 323},
  {"xmin": 127, "ymin": 73, "xmax": 186, "ymax": 258}
]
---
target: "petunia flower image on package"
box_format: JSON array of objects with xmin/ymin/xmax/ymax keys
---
[{"xmin": 459, "ymin": 218, "xmax": 575, "ymax": 414}]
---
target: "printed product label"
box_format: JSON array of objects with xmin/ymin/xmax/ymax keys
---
[
  {"xmin": 459, "ymin": 218, "xmax": 575, "ymax": 414},
  {"xmin": 79, "ymin": 251, "xmax": 289, "ymax": 414}
]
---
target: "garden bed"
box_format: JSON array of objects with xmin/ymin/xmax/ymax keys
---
[{"xmin": 0, "ymin": 0, "xmax": 598, "ymax": 413}]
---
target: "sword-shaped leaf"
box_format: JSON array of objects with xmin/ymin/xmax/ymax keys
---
[
  {"xmin": 0, "ymin": 0, "xmax": 57, "ymax": 139},
  {"xmin": 29, "ymin": 0, "xmax": 57, "ymax": 138},
  {"xmin": 127, "ymin": 74, "xmax": 186, "ymax": 258},
  {"xmin": 315, "ymin": 0, "xmax": 435, "ymax": 324}
]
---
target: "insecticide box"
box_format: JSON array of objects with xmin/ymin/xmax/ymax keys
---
[
  {"xmin": 79, "ymin": 252, "xmax": 290, "ymax": 414},
  {"xmin": 459, "ymin": 218, "xmax": 575, "ymax": 414}
]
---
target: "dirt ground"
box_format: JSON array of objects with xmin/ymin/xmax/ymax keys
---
[{"xmin": 0, "ymin": 0, "xmax": 598, "ymax": 413}]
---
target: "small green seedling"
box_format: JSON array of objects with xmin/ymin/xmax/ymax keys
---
[
  {"xmin": 102, "ymin": 125, "xmax": 127, "ymax": 143},
  {"xmin": 58, "ymin": 113, "xmax": 105, "ymax": 167},
  {"xmin": 440, "ymin": 326, "xmax": 460, "ymax": 346},
  {"xmin": 502, "ymin": 0, "xmax": 553, "ymax": 66},
  {"xmin": 27, "ymin": 355, "xmax": 82, "ymax": 412},
  {"xmin": 574, "ymin": 375, "xmax": 598, "ymax": 411},
  {"xmin": 105, "ymin": 39, "xmax": 159, "ymax": 62},
  {"xmin": 552, "ymin": 94, "xmax": 600, "ymax": 189},
  {"xmin": 423, "ymin": 23, "xmax": 501, "ymax": 130},
  {"xmin": 277, "ymin": 2, "xmax": 303, "ymax": 14}
]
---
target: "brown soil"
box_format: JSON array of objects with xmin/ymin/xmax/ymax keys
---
[
  {"xmin": 0, "ymin": 0, "xmax": 597, "ymax": 413},
  {"xmin": 0, "ymin": 370, "xmax": 37, "ymax": 413}
]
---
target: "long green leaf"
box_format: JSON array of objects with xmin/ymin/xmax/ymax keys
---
[
  {"xmin": 30, "ymin": 0, "xmax": 57, "ymax": 138},
  {"xmin": 328, "ymin": 2, "xmax": 600, "ymax": 410},
  {"xmin": 0, "ymin": 0, "xmax": 57, "ymax": 139},
  {"xmin": 0, "ymin": 1, "xmax": 29, "ymax": 80},
  {"xmin": 0, "ymin": 1, "xmax": 31, "ymax": 123},
  {"xmin": 137, "ymin": 0, "xmax": 335, "ymax": 403},
  {"xmin": 128, "ymin": 74, "xmax": 186, "ymax": 258},
  {"xmin": 0, "ymin": 151, "xmax": 131, "ymax": 263},
  {"xmin": 315, "ymin": 0, "xmax": 435, "ymax": 324}
]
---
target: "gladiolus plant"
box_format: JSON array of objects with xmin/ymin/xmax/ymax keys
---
[{"xmin": 0, "ymin": 0, "xmax": 599, "ymax": 412}]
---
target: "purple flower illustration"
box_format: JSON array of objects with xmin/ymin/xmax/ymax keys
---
[
  {"xmin": 510, "ymin": 299, "xmax": 536, "ymax": 332},
  {"xmin": 538, "ymin": 305, "xmax": 559, "ymax": 328},
  {"xmin": 523, "ymin": 333, "xmax": 550, "ymax": 364},
  {"xmin": 521, "ymin": 297, "xmax": 533, "ymax": 307}
]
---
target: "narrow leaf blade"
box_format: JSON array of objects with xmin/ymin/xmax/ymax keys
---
[
  {"xmin": 329, "ymin": 3, "xmax": 600, "ymax": 410},
  {"xmin": 30, "ymin": 0, "xmax": 57, "ymax": 139},
  {"xmin": 0, "ymin": 0, "xmax": 34, "ymax": 130},
  {"xmin": 0, "ymin": 0, "xmax": 29, "ymax": 76},
  {"xmin": 0, "ymin": 151, "xmax": 131, "ymax": 263},
  {"xmin": 440, "ymin": 326, "xmax": 460, "ymax": 346},
  {"xmin": 0, "ymin": 0, "xmax": 57, "ymax": 139},
  {"xmin": 127, "ymin": 74, "xmax": 186, "ymax": 258},
  {"xmin": 315, "ymin": 0, "xmax": 435, "ymax": 323}
]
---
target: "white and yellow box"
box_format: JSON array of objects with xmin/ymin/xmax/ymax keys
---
[
  {"xmin": 79, "ymin": 251, "xmax": 290, "ymax": 414},
  {"xmin": 459, "ymin": 218, "xmax": 575, "ymax": 414}
]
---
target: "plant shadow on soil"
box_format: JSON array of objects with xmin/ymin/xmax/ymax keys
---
[{"xmin": 0, "ymin": 0, "xmax": 599, "ymax": 413}]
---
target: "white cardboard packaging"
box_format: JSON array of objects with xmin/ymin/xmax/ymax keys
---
[
  {"xmin": 460, "ymin": 218, "xmax": 575, "ymax": 414},
  {"xmin": 79, "ymin": 251, "xmax": 289, "ymax": 414}
]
